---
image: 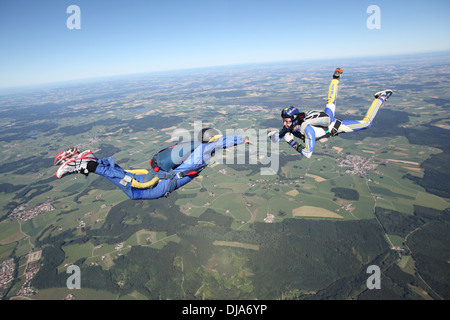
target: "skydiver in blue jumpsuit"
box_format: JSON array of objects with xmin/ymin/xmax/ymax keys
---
[
  {"xmin": 268, "ymin": 68, "xmax": 393, "ymax": 158},
  {"xmin": 54, "ymin": 128, "xmax": 249, "ymax": 200}
]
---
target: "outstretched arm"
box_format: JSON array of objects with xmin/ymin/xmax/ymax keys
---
[
  {"xmin": 197, "ymin": 136, "xmax": 246, "ymax": 164},
  {"xmin": 283, "ymin": 127, "xmax": 315, "ymax": 159},
  {"xmin": 213, "ymin": 135, "xmax": 246, "ymax": 150},
  {"xmin": 283, "ymin": 132, "xmax": 304, "ymax": 154},
  {"xmin": 268, "ymin": 126, "xmax": 288, "ymax": 142}
]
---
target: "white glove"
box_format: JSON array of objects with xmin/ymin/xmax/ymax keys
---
[
  {"xmin": 284, "ymin": 132, "xmax": 294, "ymax": 143},
  {"xmin": 267, "ymin": 130, "xmax": 279, "ymax": 142}
]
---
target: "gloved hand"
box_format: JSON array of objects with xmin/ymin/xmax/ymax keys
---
[
  {"xmin": 267, "ymin": 130, "xmax": 278, "ymax": 142},
  {"xmin": 284, "ymin": 132, "xmax": 294, "ymax": 144}
]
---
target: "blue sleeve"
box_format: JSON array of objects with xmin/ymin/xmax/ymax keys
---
[
  {"xmin": 192, "ymin": 136, "xmax": 245, "ymax": 165},
  {"xmin": 278, "ymin": 127, "xmax": 287, "ymax": 139},
  {"xmin": 207, "ymin": 136, "xmax": 244, "ymax": 153},
  {"xmin": 222, "ymin": 136, "xmax": 245, "ymax": 148}
]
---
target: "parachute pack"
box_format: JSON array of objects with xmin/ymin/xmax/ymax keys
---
[
  {"xmin": 150, "ymin": 141, "xmax": 197, "ymax": 172},
  {"xmin": 150, "ymin": 128, "xmax": 221, "ymax": 173},
  {"xmin": 150, "ymin": 140, "xmax": 207, "ymax": 179},
  {"xmin": 124, "ymin": 140, "xmax": 207, "ymax": 197}
]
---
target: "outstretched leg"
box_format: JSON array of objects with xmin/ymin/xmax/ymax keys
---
[
  {"xmin": 55, "ymin": 150, "xmax": 168, "ymax": 200},
  {"xmin": 324, "ymin": 68, "xmax": 344, "ymax": 122},
  {"xmin": 91, "ymin": 157, "xmax": 168, "ymax": 199},
  {"xmin": 338, "ymin": 90, "xmax": 393, "ymax": 133}
]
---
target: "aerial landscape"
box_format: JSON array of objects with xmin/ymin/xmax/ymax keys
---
[{"xmin": 0, "ymin": 51, "xmax": 449, "ymax": 300}]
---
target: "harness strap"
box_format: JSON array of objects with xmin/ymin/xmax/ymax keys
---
[
  {"xmin": 323, "ymin": 118, "xmax": 342, "ymax": 138},
  {"xmin": 331, "ymin": 118, "xmax": 342, "ymax": 136},
  {"xmin": 175, "ymin": 165, "xmax": 207, "ymax": 179},
  {"xmin": 123, "ymin": 164, "xmax": 208, "ymax": 196},
  {"xmin": 164, "ymin": 178, "xmax": 178, "ymax": 197},
  {"xmin": 163, "ymin": 165, "xmax": 207, "ymax": 197}
]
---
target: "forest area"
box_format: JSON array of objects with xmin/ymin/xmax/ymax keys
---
[{"xmin": 31, "ymin": 196, "xmax": 450, "ymax": 299}]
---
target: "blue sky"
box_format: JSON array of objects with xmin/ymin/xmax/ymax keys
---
[{"xmin": 1, "ymin": 0, "xmax": 450, "ymax": 88}]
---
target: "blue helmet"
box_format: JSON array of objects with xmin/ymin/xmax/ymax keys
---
[{"xmin": 281, "ymin": 106, "xmax": 305, "ymax": 128}]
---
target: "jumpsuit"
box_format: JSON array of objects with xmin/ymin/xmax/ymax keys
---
[
  {"xmin": 93, "ymin": 136, "xmax": 245, "ymax": 200},
  {"xmin": 275, "ymin": 78, "xmax": 389, "ymax": 158}
]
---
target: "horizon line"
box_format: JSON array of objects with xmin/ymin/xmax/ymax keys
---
[{"xmin": 1, "ymin": 49, "xmax": 449, "ymax": 94}]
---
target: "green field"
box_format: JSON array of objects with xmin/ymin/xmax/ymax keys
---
[{"xmin": 1, "ymin": 54, "xmax": 449, "ymax": 300}]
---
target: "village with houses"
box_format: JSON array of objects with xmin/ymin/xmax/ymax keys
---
[{"xmin": 8, "ymin": 197, "xmax": 55, "ymax": 221}]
